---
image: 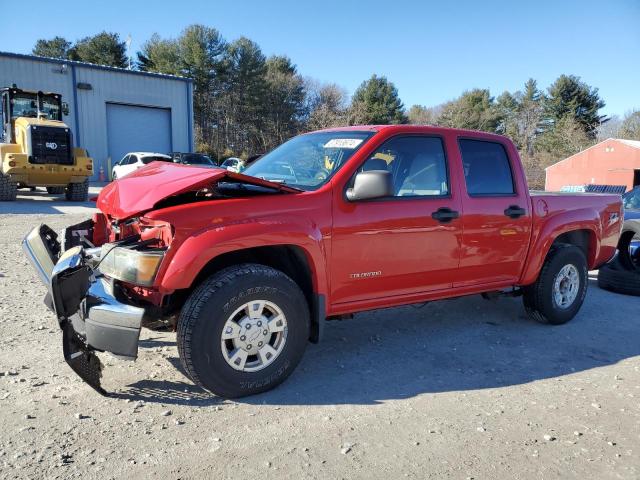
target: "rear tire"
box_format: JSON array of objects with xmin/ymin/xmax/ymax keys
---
[
  {"xmin": 65, "ymin": 179, "xmax": 89, "ymax": 201},
  {"xmin": 47, "ymin": 186, "xmax": 65, "ymax": 194},
  {"xmin": 617, "ymin": 230, "xmax": 640, "ymax": 272},
  {"xmin": 0, "ymin": 172, "xmax": 17, "ymax": 201},
  {"xmin": 177, "ymin": 264, "xmax": 310, "ymax": 398},
  {"xmin": 523, "ymin": 244, "xmax": 587, "ymax": 325}
]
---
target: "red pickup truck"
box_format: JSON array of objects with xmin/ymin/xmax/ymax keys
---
[{"xmin": 23, "ymin": 125, "xmax": 623, "ymax": 398}]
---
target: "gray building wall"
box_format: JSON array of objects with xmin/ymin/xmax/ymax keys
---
[{"xmin": 0, "ymin": 52, "xmax": 193, "ymax": 180}]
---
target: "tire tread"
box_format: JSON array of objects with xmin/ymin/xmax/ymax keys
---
[
  {"xmin": 65, "ymin": 179, "xmax": 89, "ymax": 201},
  {"xmin": 177, "ymin": 263, "xmax": 307, "ymax": 395},
  {"xmin": 523, "ymin": 244, "xmax": 587, "ymax": 325},
  {"xmin": 0, "ymin": 172, "xmax": 17, "ymax": 201}
]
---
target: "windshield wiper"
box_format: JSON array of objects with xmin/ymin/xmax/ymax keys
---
[{"xmin": 259, "ymin": 178, "xmax": 304, "ymax": 191}]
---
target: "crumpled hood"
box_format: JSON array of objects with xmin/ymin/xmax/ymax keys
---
[{"xmin": 97, "ymin": 162, "xmax": 298, "ymax": 219}]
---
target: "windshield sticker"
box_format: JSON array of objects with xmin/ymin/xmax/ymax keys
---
[{"xmin": 324, "ymin": 138, "xmax": 364, "ymax": 149}]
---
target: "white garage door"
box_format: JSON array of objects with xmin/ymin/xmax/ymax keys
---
[{"xmin": 106, "ymin": 103, "xmax": 172, "ymax": 165}]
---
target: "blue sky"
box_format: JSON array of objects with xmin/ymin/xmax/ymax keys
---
[{"xmin": 1, "ymin": 0, "xmax": 638, "ymax": 117}]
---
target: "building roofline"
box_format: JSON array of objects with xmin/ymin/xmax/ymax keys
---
[
  {"xmin": 544, "ymin": 138, "xmax": 639, "ymax": 170},
  {"xmin": 0, "ymin": 51, "xmax": 193, "ymax": 83}
]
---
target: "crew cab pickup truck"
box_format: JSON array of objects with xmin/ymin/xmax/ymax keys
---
[{"xmin": 23, "ymin": 125, "xmax": 623, "ymax": 398}]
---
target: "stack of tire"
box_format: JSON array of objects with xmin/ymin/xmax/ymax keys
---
[{"xmin": 598, "ymin": 222, "xmax": 640, "ymax": 296}]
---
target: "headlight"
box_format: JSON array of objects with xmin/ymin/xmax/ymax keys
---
[{"xmin": 98, "ymin": 245, "xmax": 164, "ymax": 286}]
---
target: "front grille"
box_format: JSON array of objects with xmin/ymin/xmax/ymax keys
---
[{"xmin": 28, "ymin": 125, "xmax": 73, "ymax": 165}]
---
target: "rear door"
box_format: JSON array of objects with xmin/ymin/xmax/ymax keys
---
[{"xmin": 455, "ymin": 137, "xmax": 532, "ymax": 287}]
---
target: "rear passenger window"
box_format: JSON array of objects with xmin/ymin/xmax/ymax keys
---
[
  {"xmin": 459, "ymin": 139, "xmax": 515, "ymax": 196},
  {"xmin": 359, "ymin": 136, "xmax": 449, "ymax": 197}
]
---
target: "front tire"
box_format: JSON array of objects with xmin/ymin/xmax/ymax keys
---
[
  {"xmin": 177, "ymin": 264, "xmax": 310, "ymax": 398},
  {"xmin": 65, "ymin": 179, "xmax": 89, "ymax": 201},
  {"xmin": 523, "ymin": 244, "xmax": 587, "ymax": 325}
]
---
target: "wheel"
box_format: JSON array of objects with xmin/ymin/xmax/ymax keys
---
[
  {"xmin": 617, "ymin": 229, "xmax": 640, "ymax": 271},
  {"xmin": 46, "ymin": 186, "xmax": 65, "ymax": 194},
  {"xmin": 65, "ymin": 179, "xmax": 89, "ymax": 201},
  {"xmin": 522, "ymin": 244, "xmax": 587, "ymax": 325},
  {"xmin": 0, "ymin": 172, "xmax": 17, "ymax": 201},
  {"xmin": 598, "ymin": 259, "xmax": 640, "ymax": 296},
  {"xmin": 177, "ymin": 264, "xmax": 310, "ymax": 398}
]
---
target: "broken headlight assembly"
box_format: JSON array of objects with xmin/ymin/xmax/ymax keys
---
[{"xmin": 98, "ymin": 244, "xmax": 165, "ymax": 286}]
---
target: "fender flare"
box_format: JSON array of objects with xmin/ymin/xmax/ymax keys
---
[
  {"xmin": 158, "ymin": 217, "xmax": 328, "ymax": 298},
  {"xmin": 519, "ymin": 209, "xmax": 601, "ymax": 286}
]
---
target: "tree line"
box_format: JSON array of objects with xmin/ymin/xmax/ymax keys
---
[{"xmin": 33, "ymin": 27, "xmax": 639, "ymax": 188}]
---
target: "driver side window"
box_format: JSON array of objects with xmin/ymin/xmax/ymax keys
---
[{"xmin": 360, "ymin": 136, "xmax": 449, "ymax": 197}]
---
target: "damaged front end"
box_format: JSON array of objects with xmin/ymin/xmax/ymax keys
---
[{"xmin": 22, "ymin": 218, "xmax": 169, "ymax": 395}]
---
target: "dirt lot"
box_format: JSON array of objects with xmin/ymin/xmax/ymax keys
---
[{"xmin": 0, "ymin": 190, "xmax": 639, "ymax": 479}]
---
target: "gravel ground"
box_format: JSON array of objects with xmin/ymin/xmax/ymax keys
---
[{"xmin": 0, "ymin": 193, "xmax": 639, "ymax": 479}]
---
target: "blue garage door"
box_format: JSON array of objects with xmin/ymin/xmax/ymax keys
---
[{"xmin": 106, "ymin": 103, "xmax": 172, "ymax": 165}]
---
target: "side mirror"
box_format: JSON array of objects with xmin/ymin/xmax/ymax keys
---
[
  {"xmin": 346, "ymin": 170, "xmax": 393, "ymax": 201},
  {"xmin": 62, "ymin": 102, "xmax": 70, "ymax": 116}
]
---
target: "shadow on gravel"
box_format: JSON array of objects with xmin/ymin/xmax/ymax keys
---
[
  {"xmin": 110, "ymin": 380, "xmax": 221, "ymax": 406},
  {"xmin": 116, "ymin": 279, "xmax": 640, "ymax": 406}
]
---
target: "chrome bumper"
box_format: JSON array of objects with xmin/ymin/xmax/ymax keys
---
[{"xmin": 22, "ymin": 224, "xmax": 146, "ymax": 394}]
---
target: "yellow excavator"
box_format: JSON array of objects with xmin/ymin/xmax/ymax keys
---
[{"xmin": 0, "ymin": 86, "xmax": 93, "ymax": 201}]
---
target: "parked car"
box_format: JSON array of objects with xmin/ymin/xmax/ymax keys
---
[
  {"xmin": 220, "ymin": 157, "xmax": 245, "ymax": 172},
  {"xmin": 23, "ymin": 125, "xmax": 623, "ymax": 398},
  {"xmin": 597, "ymin": 186, "xmax": 640, "ymax": 295},
  {"xmin": 171, "ymin": 152, "xmax": 218, "ymax": 168},
  {"xmin": 622, "ymin": 186, "xmax": 640, "ymax": 220},
  {"xmin": 111, "ymin": 152, "xmax": 172, "ymax": 179}
]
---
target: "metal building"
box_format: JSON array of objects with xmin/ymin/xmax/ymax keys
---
[{"xmin": 0, "ymin": 51, "xmax": 193, "ymax": 180}]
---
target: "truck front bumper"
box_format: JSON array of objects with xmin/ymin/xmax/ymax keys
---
[{"xmin": 22, "ymin": 225, "xmax": 145, "ymax": 395}]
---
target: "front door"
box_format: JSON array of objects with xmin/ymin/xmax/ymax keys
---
[{"xmin": 331, "ymin": 135, "xmax": 463, "ymax": 305}]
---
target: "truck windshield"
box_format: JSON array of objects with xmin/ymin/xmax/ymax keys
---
[
  {"xmin": 244, "ymin": 131, "xmax": 374, "ymax": 190},
  {"xmin": 10, "ymin": 93, "xmax": 62, "ymax": 121}
]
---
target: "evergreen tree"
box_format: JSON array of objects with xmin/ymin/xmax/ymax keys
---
[
  {"xmin": 73, "ymin": 32, "xmax": 128, "ymax": 67},
  {"xmin": 32, "ymin": 37, "xmax": 73, "ymax": 59},
  {"xmin": 261, "ymin": 56, "xmax": 306, "ymax": 150},
  {"xmin": 544, "ymin": 74, "xmax": 607, "ymax": 138},
  {"xmin": 349, "ymin": 75, "xmax": 407, "ymax": 125},
  {"xmin": 137, "ymin": 34, "xmax": 180, "ymax": 74},
  {"xmin": 437, "ymin": 89, "xmax": 501, "ymax": 132},
  {"xmin": 221, "ymin": 37, "xmax": 267, "ymax": 155}
]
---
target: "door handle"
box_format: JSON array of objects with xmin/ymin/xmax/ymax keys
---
[
  {"xmin": 431, "ymin": 207, "xmax": 459, "ymax": 223},
  {"xmin": 504, "ymin": 205, "xmax": 526, "ymax": 218}
]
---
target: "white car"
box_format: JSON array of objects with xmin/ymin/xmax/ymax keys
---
[
  {"xmin": 220, "ymin": 157, "xmax": 245, "ymax": 173},
  {"xmin": 111, "ymin": 152, "xmax": 173, "ymax": 180}
]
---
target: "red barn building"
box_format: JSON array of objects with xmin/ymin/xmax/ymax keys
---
[{"xmin": 545, "ymin": 138, "xmax": 640, "ymax": 192}]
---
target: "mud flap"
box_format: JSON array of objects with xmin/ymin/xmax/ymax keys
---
[{"xmin": 62, "ymin": 322, "xmax": 108, "ymax": 396}]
